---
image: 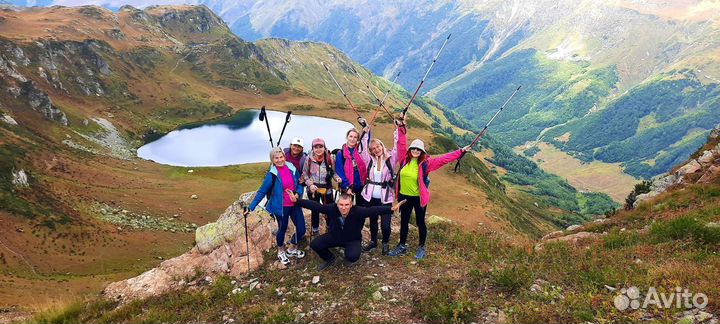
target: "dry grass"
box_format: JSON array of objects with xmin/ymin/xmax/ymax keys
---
[{"xmin": 524, "ymin": 142, "xmax": 639, "ymax": 202}]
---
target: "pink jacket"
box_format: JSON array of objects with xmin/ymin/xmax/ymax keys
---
[
  {"xmin": 396, "ymin": 148, "xmax": 464, "ymax": 207},
  {"xmin": 360, "ymin": 126, "xmax": 407, "ymax": 204}
]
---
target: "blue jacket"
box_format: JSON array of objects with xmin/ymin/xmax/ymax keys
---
[
  {"xmin": 249, "ymin": 163, "xmax": 304, "ymax": 217},
  {"xmin": 335, "ymin": 146, "xmax": 363, "ymax": 191}
]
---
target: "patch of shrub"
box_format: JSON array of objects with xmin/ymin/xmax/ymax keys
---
[{"xmin": 650, "ymin": 216, "xmax": 720, "ymax": 244}]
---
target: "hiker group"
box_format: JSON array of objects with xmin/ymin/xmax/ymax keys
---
[
  {"xmin": 243, "ymin": 34, "xmax": 520, "ymax": 270},
  {"xmin": 247, "ymin": 114, "xmax": 471, "ymax": 269}
]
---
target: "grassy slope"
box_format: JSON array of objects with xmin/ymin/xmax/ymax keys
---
[
  {"xmin": 0, "ymin": 5, "xmax": 574, "ymax": 317},
  {"xmin": 33, "ymin": 182, "xmax": 720, "ymax": 323}
]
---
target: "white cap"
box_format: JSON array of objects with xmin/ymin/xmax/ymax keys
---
[
  {"xmin": 290, "ymin": 137, "xmax": 304, "ymax": 147},
  {"xmin": 409, "ymin": 139, "xmax": 426, "ymax": 153}
]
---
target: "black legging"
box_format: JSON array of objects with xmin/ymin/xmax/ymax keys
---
[
  {"xmin": 308, "ymin": 189, "xmax": 333, "ymax": 231},
  {"xmin": 310, "ymin": 233, "xmax": 361, "ymax": 262},
  {"xmin": 365, "ymin": 198, "xmax": 392, "ymax": 244},
  {"xmin": 398, "ymin": 194, "xmax": 427, "ymax": 246}
]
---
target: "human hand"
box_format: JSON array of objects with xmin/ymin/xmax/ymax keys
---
[
  {"xmin": 391, "ymin": 200, "xmax": 406, "ymax": 212},
  {"xmin": 461, "ymin": 145, "xmax": 472, "ymax": 153},
  {"xmin": 358, "ymin": 117, "xmax": 367, "ymax": 127},
  {"xmin": 286, "ymin": 189, "xmax": 299, "ymax": 202}
]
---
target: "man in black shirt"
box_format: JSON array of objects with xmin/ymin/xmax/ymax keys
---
[{"xmin": 288, "ymin": 190, "xmax": 404, "ymax": 270}]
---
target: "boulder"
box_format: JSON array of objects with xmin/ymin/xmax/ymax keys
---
[
  {"xmin": 1, "ymin": 113, "xmax": 17, "ymax": 125},
  {"xmin": 566, "ymin": 224, "xmax": 582, "ymax": 231},
  {"xmin": 103, "ymin": 193, "xmax": 276, "ymax": 303},
  {"xmin": 426, "ymin": 215, "xmax": 453, "ymax": 226},
  {"xmin": 535, "ymin": 232, "xmax": 602, "ymax": 251},
  {"xmin": 11, "ymin": 169, "xmax": 29, "ymax": 187},
  {"xmin": 697, "ymin": 150, "xmax": 716, "ymax": 166},
  {"xmin": 676, "ymin": 160, "xmax": 702, "ymax": 177},
  {"xmin": 698, "ymin": 165, "xmax": 720, "ymax": 184},
  {"xmin": 710, "ymin": 124, "xmax": 720, "ymax": 140}
]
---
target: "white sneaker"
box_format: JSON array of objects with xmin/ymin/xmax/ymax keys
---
[
  {"xmin": 277, "ymin": 251, "xmax": 290, "ymax": 265},
  {"xmin": 286, "ymin": 248, "xmax": 306, "ymax": 259}
]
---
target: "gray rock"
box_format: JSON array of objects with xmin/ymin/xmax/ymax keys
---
[
  {"xmin": 677, "ymin": 160, "xmax": 702, "ymax": 177},
  {"xmin": 695, "ymin": 311, "xmax": 713, "ymax": 322},
  {"xmin": 710, "ymin": 124, "xmax": 720, "ymax": 140},
  {"xmin": 697, "ymin": 150, "xmax": 715, "ymax": 166},
  {"xmin": 1, "ymin": 113, "xmax": 17, "ymax": 125},
  {"xmin": 11, "ymin": 169, "xmax": 29, "ymax": 187},
  {"xmin": 20, "ymin": 80, "xmax": 68, "ymax": 125},
  {"xmin": 530, "ymin": 283, "xmax": 543, "ymax": 292},
  {"xmin": 566, "ymin": 225, "xmax": 582, "ymax": 231},
  {"xmin": 312, "ymin": 276, "xmax": 320, "ymax": 284},
  {"xmin": 372, "ymin": 290, "xmax": 383, "ymax": 301}
]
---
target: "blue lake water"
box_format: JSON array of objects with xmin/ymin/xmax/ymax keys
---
[{"xmin": 137, "ymin": 109, "xmax": 354, "ymax": 167}]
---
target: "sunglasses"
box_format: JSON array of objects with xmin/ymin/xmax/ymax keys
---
[
  {"xmin": 313, "ymin": 145, "xmax": 325, "ymax": 149},
  {"xmin": 410, "ymin": 148, "xmax": 422, "ymax": 152}
]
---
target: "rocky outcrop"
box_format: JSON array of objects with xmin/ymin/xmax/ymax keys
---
[
  {"xmin": 146, "ymin": 5, "xmax": 228, "ymax": 34},
  {"xmin": 103, "ymin": 192, "xmax": 276, "ymax": 303},
  {"xmin": 1, "ymin": 112, "xmax": 17, "ymax": 125},
  {"xmin": 20, "ymin": 80, "xmax": 68, "ymax": 126},
  {"xmin": 11, "ymin": 169, "xmax": 29, "ymax": 187},
  {"xmin": 535, "ymin": 231, "xmax": 603, "ymax": 251},
  {"xmin": 634, "ymin": 124, "xmax": 720, "ymax": 207}
]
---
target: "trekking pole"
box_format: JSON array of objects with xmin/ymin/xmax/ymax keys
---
[
  {"xmin": 352, "ymin": 67, "xmax": 400, "ymax": 124},
  {"xmin": 321, "ymin": 62, "xmax": 366, "ymax": 126},
  {"xmin": 276, "ymin": 111, "xmax": 292, "ymax": 147},
  {"xmin": 454, "ymin": 85, "xmax": 522, "ymax": 172},
  {"xmin": 258, "ymin": 106, "xmax": 274, "ymax": 148},
  {"xmin": 240, "ymin": 201, "xmax": 251, "ymax": 271},
  {"xmin": 401, "ymin": 34, "xmax": 451, "ymax": 119}
]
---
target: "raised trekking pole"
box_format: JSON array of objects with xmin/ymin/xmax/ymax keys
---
[
  {"xmin": 352, "ymin": 67, "xmax": 400, "ymax": 124},
  {"xmin": 401, "ymin": 34, "xmax": 451, "ymax": 118},
  {"xmin": 322, "ymin": 62, "xmax": 366, "ymax": 127},
  {"xmin": 276, "ymin": 111, "xmax": 292, "ymax": 147},
  {"xmin": 240, "ymin": 201, "xmax": 251, "ymax": 271},
  {"xmin": 259, "ymin": 106, "xmax": 274, "ymax": 148},
  {"xmin": 454, "ymin": 85, "xmax": 522, "ymax": 172}
]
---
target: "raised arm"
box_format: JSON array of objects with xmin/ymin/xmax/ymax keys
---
[
  {"xmin": 390, "ymin": 124, "xmax": 407, "ymax": 165},
  {"xmin": 297, "ymin": 198, "xmax": 335, "ymax": 214},
  {"xmin": 426, "ymin": 149, "xmax": 464, "ymax": 173},
  {"xmin": 359, "ymin": 128, "xmax": 372, "ymax": 164},
  {"xmin": 357, "ymin": 199, "xmax": 405, "ymax": 218}
]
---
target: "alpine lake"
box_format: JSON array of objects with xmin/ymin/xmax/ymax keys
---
[{"xmin": 137, "ymin": 109, "xmax": 354, "ymax": 167}]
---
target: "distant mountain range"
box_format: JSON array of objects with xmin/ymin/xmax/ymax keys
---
[{"xmin": 44, "ymin": 0, "xmax": 715, "ymax": 180}]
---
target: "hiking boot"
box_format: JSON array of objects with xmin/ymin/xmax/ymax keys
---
[
  {"xmin": 343, "ymin": 259, "xmax": 359, "ymax": 267},
  {"xmin": 361, "ymin": 240, "xmax": 378, "ymax": 253},
  {"xmin": 415, "ymin": 245, "xmax": 426, "ymax": 260},
  {"xmin": 381, "ymin": 243, "xmax": 389, "ymax": 256},
  {"xmin": 286, "ymin": 247, "xmax": 305, "ymax": 259},
  {"xmin": 277, "ymin": 251, "xmax": 290, "ymax": 265},
  {"xmin": 388, "ymin": 244, "xmax": 407, "ymax": 257},
  {"xmin": 318, "ymin": 256, "xmax": 336, "ymax": 271}
]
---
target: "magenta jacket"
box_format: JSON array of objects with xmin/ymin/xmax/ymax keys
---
[
  {"xmin": 395, "ymin": 148, "xmax": 464, "ymax": 207},
  {"xmin": 360, "ymin": 126, "xmax": 407, "ymax": 204}
]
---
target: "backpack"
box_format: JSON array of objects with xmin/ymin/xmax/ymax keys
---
[
  {"xmin": 264, "ymin": 173, "xmax": 277, "ymax": 207},
  {"xmin": 366, "ymin": 157, "xmax": 396, "ymax": 188}
]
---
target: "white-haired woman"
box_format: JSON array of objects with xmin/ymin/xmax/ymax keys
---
[{"xmin": 249, "ymin": 147, "xmax": 306, "ymax": 265}]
